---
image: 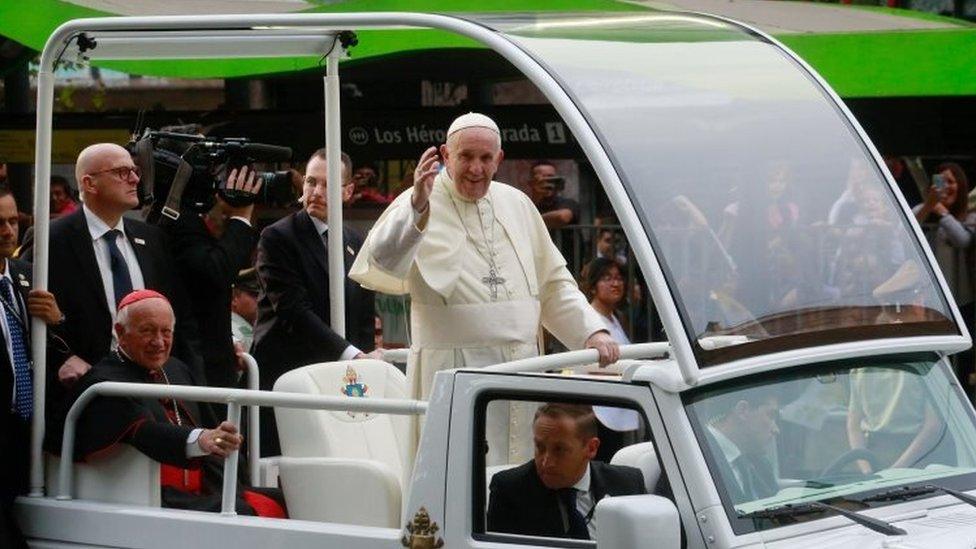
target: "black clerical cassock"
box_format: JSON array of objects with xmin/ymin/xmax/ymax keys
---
[{"xmin": 71, "ymin": 351, "xmax": 284, "ymax": 517}]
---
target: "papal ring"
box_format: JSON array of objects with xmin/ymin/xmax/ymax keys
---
[{"xmin": 215, "ymin": 437, "xmax": 223, "ymax": 444}]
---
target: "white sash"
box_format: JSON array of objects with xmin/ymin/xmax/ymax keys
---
[{"xmin": 411, "ymin": 299, "xmax": 541, "ymax": 349}]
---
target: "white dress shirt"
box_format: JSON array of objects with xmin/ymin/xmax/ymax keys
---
[
  {"xmin": 600, "ymin": 312, "xmax": 631, "ymax": 345},
  {"xmin": 83, "ymin": 205, "xmax": 145, "ymax": 325},
  {"xmin": 308, "ymin": 215, "xmax": 359, "ymax": 361},
  {"xmin": 569, "ymin": 463, "xmax": 596, "ymax": 539},
  {"xmin": 707, "ymin": 424, "xmax": 744, "ymax": 489}
]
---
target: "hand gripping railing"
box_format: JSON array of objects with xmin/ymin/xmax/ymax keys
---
[
  {"xmin": 381, "ymin": 348, "xmax": 409, "ymax": 364},
  {"xmin": 59, "ymin": 382, "xmax": 427, "ymax": 515},
  {"xmin": 481, "ymin": 342, "xmax": 670, "ymax": 374}
]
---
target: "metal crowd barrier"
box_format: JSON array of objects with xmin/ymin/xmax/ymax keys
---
[
  {"xmin": 551, "ymin": 223, "xmax": 653, "ymax": 343},
  {"xmin": 58, "ymin": 383, "xmax": 428, "ymax": 515},
  {"xmin": 549, "ymin": 221, "xmax": 975, "ymax": 367}
]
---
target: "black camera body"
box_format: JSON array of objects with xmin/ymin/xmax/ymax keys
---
[{"xmin": 130, "ymin": 130, "xmax": 296, "ymax": 224}]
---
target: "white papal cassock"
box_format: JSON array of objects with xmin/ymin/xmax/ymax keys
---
[{"xmin": 350, "ymin": 171, "xmax": 605, "ymax": 463}]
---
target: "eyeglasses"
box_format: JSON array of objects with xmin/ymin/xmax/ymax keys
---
[
  {"xmin": 304, "ymin": 176, "xmax": 354, "ymax": 188},
  {"xmin": 598, "ymin": 274, "xmax": 625, "ymax": 284},
  {"xmin": 88, "ymin": 165, "xmax": 141, "ymax": 180}
]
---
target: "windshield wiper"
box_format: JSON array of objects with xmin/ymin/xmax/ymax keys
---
[
  {"xmin": 859, "ymin": 484, "xmax": 976, "ymax": 508},
  {"xmin": 739, "ymin": 500, "xmax": 906, "ymax": 536}
]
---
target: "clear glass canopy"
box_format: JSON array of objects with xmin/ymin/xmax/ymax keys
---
[{"xmin": 494, "ymin": 13, "xmax": 956, "ymax": 366}]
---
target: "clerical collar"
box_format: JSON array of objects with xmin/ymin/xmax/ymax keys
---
[
  {"xmin": 572, "ymin": 463, "xmax": 592, "ymax": 494},
  {"xmin": 116, "ymin": 347, "xmax": 152, "ymax": 370},
  {"xmin": 117, "ymin": 349, "xmax": 169, "ymax": 386},
  {"xmin": 115, "ymin": 347, "xmax": 143, "ymax": 369},
  {"xmin": 309, "ymin": 214, "xmax": 329, "ymax": 235}
]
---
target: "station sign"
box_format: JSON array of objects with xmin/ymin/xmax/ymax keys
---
[{"xmin": 0, "ymin": 106, "xmax": 582, "ymax": 165}]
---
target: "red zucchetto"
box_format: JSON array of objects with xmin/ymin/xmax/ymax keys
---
[{"xmin": 116, "ymin": 289, "xmax": 169, "ymax": 312}]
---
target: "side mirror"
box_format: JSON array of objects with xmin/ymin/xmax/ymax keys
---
[{"xmin": 595, "ymin": 495, "xmax": 680, "ymax": 549}]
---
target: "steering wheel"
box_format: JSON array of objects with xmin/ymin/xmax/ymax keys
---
[{"xmin": 819, "ymin": 448, "xmax": 884, "ymax": 478}]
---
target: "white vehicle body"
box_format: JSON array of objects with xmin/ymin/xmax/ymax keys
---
[{"xmin": 15, "ymin": 10, "xmax": 976, "ymax": 549}]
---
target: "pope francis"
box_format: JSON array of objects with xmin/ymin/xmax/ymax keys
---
[{"xmin": 350, "ymin": 113, "xmax": 618, "ymax": 462}]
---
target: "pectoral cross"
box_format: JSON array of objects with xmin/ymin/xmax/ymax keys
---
[{"xmin": 482, "ymin": 268, "xmax": 506, "ymax": 301}]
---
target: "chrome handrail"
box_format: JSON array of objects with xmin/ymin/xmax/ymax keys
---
[
  {"xmin": 482, "ymin": 342, "xmax": 670, "ymax": 374},
  {"xmin": 58, "ymin": 382, "xmax": 427, "ymax": 515},
  {"xmin": 381, "ymin": 348, "xmax": 409, "ymax": 364}
]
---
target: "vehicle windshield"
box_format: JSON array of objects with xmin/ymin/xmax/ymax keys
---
[
  {"xmin": 496, "ymin": 13, "xmax": 956, "ymax": 366},
  {"xmin": 683, "ymin": 354, "xmax": 976, "ymax": 533}
]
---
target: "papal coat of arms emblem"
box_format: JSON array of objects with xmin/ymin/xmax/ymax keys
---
[
  {"xmin": 401, "ymin": 507, "xmax": 444, "ymax": 549},
  {"xmin": 340, "ymin": 365, "xmax": 369, "ymax": 417}
]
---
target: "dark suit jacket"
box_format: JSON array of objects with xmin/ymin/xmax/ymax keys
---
[
  {"xmin": 487, "ymin": 460, "xmax": 645, "ymax": 539},
  {"xmin": 167, "ymin": 214, "xmax": 257, "ymax": 389},
  {"xmin": 704, "ymin": 429, "xmax": 778, "ymax": 504},
  {"xmin": 21, "ymin": 209, "xmax": 203, "ymax": 434},
  {"xmin": 252, "ymin": 210, "xmax": 375, "ymax": 456},
  {"xmin": 73, "ymin": 353, "xmax": 204, "ymax": 466},
  {"xmin": 0, "ymin": 258, "xmax": 33, "ymax": 504}
]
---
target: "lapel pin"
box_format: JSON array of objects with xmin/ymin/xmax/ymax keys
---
[
  {"xmin": 346, "ymin": 245, "xmax": 355, "ymax": 256},
  {"xmin": 134, "ymin": 237, "xmax": 146, "ymax": 246}
]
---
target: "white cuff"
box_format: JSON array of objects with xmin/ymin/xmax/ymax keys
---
[
  {"xmin": 230, "ymin": 216, "xmax": 252, "ymax": 227},
  {"xmin": 410, "ymin": 202, "xmax": 428, "ymax": 233},
  {"xmin": 340, "ymin": 345, "xmax": 362, "ymax": 361},
  {"xmin": 186, "ymin": 428, "xmax": 207, "ymax": 457}
]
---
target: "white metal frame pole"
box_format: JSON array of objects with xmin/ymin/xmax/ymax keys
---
[
  {"xmin": 325, "ymin": 44, "xmax": 345, "ymax": 338},
  {"xmin": 28, "ymin": 45, "xmax": 57, "ymax": 498},
  {"xmin": 220, "ymin": 402, "xmax": 242, "ymax": 515},
  {"xmin": 241, "ymin": 353, "xmax": 260, "ymax": 486}
]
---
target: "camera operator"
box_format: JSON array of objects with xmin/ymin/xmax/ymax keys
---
[
  {"xmin": 528, "ymin": 161, "xmax": 579, "ymax": 230},
  {"xmin": 166, "ymin": 166, "xmax": 261, "ymax": 389}
]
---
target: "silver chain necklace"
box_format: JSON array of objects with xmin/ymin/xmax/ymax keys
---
[{"xmin": 447, "ymin": 187, "xmax": 506, "ymax": 301}]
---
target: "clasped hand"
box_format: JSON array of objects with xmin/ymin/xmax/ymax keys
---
[{"xmin": 198, "ymin": 421, "xmax": 243, "ymax": 458}]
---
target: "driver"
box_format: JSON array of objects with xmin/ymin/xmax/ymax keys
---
[{"xmin": 705, "ymin": 389, "xmax": 781, "ymax": 503}]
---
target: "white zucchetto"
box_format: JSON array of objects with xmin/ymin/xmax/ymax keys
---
[{"xmin": 447, "ymin": 112, "xmax": 500, "ymax": 137}]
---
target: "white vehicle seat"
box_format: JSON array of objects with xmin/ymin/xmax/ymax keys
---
[
  {"xmin": 257, "ymin": 456, "xmax": 280, "ymax": 488},
  {"xmin": 45, "ymin": 445, "xmax": 161, "ymax": 506},
  {"xmin": 273, "ymin": 359, "xmax": 409, "ymax": 527},
  {"xmin": 610, "ymin": 442, "xmax": 661, "ymax": 494}
]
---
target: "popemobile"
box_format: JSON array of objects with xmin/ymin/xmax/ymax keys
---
[{"xmin": 15, "ymin": 9, "xmax": 976, "ymax": 549}]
